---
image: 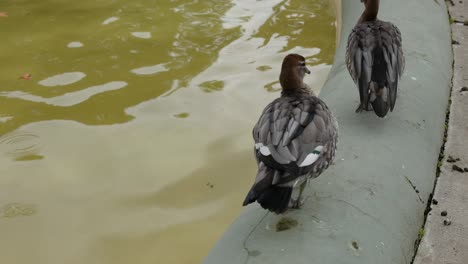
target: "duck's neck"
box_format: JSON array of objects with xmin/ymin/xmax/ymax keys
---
[
  {"xmin": 280, "ymin": 72, "xmax": 310, "ymax": 97},
  {"xmin": 360, "ymin": 0, "xmax": 379, "ymax": 22}
]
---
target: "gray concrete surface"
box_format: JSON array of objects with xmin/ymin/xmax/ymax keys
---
[
  {"xmin": 413, "ymin": 1, "xmax": 468, "ymax": 263},
  {"xmin": 203, "ymin": 0, "xmax": 453, "ymax": 263}
]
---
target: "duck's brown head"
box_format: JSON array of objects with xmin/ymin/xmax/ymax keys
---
[{"xmin": 279, "ymin": 54, "xmax": 311, "ymax": 96}]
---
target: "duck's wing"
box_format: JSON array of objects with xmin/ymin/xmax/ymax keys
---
[
  {"xmin": 346, "ymin": 22, "xmax": 376, "ymax": 109},
  {"xmin": 380, "ymin": 21, "xmax": 404, "ymax": 110},
  {"xmin": 252, "ymin": 96, "xmax": 337, "ymax": 186}
]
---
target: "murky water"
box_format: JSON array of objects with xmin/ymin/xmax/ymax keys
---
[{"xmin": 0, "ymin": 0, "xmax": 336, "ymax": 263}]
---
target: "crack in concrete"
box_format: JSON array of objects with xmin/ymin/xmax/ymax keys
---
[
  {"xmin": 242, "ymin": 211, "xmax": 269, "ymax": 264},
  {"xmin": 315, "ymin": 194, "xmax": 409, "ymax": 241},
  {"xmin": 404, "ymin": 175, "xmax": 425, "ymax": 203}
]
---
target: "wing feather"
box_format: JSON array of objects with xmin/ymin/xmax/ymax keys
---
[{"xmin": 380, "ymin": 21, "xmax": 404, "ymax": 110}]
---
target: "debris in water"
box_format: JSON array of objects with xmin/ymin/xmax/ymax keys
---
[
  {"xmin": 174, "ymin": 112, "xmax": 189, "ymax": 118},
  {"xmin": 441, "ymin": 211, "xmax": 448, "ymax": 216},
  {"xmin": 443, "ymin": 219, "xmax": 452, "ymax": 226},
  {"xmin": 432, "ymin": 199, "xmax": 439, "ymax": 205},
  {"xmin": 19, "ymin": 73, "xmax": 32, "ymax": 80}
]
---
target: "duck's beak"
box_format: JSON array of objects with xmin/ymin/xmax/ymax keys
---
[{"xmin": 305, "ymin": 67, "xmax": 311, "ymax": 74}]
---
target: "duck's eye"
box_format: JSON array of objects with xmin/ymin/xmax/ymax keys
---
[{"xmin": 300, "ymin": 62, "xmax": 306, "ymax": 66}]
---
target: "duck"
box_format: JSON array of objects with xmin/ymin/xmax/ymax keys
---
[
  {"xmin": 242, "ymin": 54, "xmax": 338, "ymax": 214},
  {"xmin": 345, "ymin": 0, "xmax": 405, "ymax": 117}
]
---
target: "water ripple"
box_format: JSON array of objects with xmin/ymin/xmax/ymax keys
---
[
  {"xmin": 0, "ymin": 132, "xmax": 42, "ymax": 161},
  {"xmin": 0, "ymin": 81, "xmax": 128, "ymax": 107}
]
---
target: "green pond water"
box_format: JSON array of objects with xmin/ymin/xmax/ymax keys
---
[{"xmin": 0, "ymin": 0, "xmax": 336, "ymax": 263}]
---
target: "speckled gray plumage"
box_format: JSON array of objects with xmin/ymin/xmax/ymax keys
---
[
  {"xmin": 252, "ymin": 95, "xmax": 338, "ymax": 181},
  {"xmin": 243, "ymin": 54, "xmax": 338, "ymax": 214},
  {"xmin": 346, "ymin": 19, "xmax": 404, "ymax": 116}
]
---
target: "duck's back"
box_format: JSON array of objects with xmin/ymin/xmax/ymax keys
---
[
  {"xmin": 346, "ymin": 19, "xmax": 405, "ymax": 116},
  {"xmin": 253, "ymin": 95, "xmax": 338, "ymax": 180},
  {"xmin": 243, "ymin": 95, "xmax": 338, "ymax": 213}
]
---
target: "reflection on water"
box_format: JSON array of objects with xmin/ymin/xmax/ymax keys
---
[
  {"xmin": 0, "ymin": 0, "xmax": 336, "ymax": 263},
  {"xmin": 67, "ymin": 42, "xmax": 84, "ymax": 48},
  {"xmin": 130, "ymin": 63, "xmax": 168, "ymax": 75},
  {"xmin": 102, "ymin": 16, "xmax": 119, "ymax": 25},
  {"xmin": 1, "ymin": 81, "xmax": 128, "ymax": 107},
  {"xmin": 199, "ymin": 80, "xmax": 225, "ymax": 93},
  {"xmin": 131, "ymin": 32, "xmax": 152, "ymax": 39},
  {"xmin": 38, "ymin": 72, "xmax": 87, "ymax": 87}
]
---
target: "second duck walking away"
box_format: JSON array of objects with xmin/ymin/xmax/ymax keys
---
[
  {"xmin": 243, "ymin": 54, "xmax": 338, "ymax": 214},
  {"xmin": 346, "ymin": 0, "xmax": 405, "ymax": 117}
]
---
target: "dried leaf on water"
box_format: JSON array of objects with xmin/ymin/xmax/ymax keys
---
[{"xmin": 19, "ymin": 73, "xmax": 32, "ymax": 80}]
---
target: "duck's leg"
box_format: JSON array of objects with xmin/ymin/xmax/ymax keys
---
[
  {"xmin": 291, "ymin": 179, "xmax": 307, "ymax": 209},
  {"xmin": 355, "ymin": 103, "xmax": 364, "ymax": 113},
  {"xmin": 366, "ymin": 82, "xmax": 375, "ymax": 111}
]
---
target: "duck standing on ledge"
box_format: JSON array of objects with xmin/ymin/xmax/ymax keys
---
[
  {"xmin": 346, "ymin": 0, "xmax": 404, "ymax": 117},
  {"xmin": 242, "ymin": 54, "xmax": 338, "ymax": 214}
]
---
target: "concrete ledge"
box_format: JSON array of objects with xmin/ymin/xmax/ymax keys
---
[{"xmin": 204, "ymin": 0, "xmax": 453, "ymax": 263}]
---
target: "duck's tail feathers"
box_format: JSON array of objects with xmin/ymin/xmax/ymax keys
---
[
  {"xmin": 242, "ymin": 163, "xmax": 293, "ymax": 214},
  {"xmin": 243, "ymin": 185, "xmax": 292, "ymax": 214},
  {"xmin": 371, "ymin": 92, "xmax": 389, "ymax": 117},
  {"xmin": 370, "ymin": 84, "xmax": 396, "ymax": 118},
  {"xmin": 257, "ymin": 186, "xmax": 293, "ymax": 214},
  {"xmin": 368, "ymin": 45, "xmax": 398, "ymax": 117}
]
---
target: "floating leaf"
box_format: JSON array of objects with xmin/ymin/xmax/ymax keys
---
[{"xmin": 19, "ymin": 73, "xmax": 32, "ymax": 80}]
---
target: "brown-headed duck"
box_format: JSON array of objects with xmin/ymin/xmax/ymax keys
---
[
  {"xmin": 346, "ymin": 0, "xmax": 405, "ymax": 117},
  {"xmin": 242, "ymin": 54, "xmax": 338, "ymax": 214}
]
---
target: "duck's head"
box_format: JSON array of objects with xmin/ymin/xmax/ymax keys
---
[{"xmin": 279, "ymin": 54, "xmax": 310, "ymax": 95}]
